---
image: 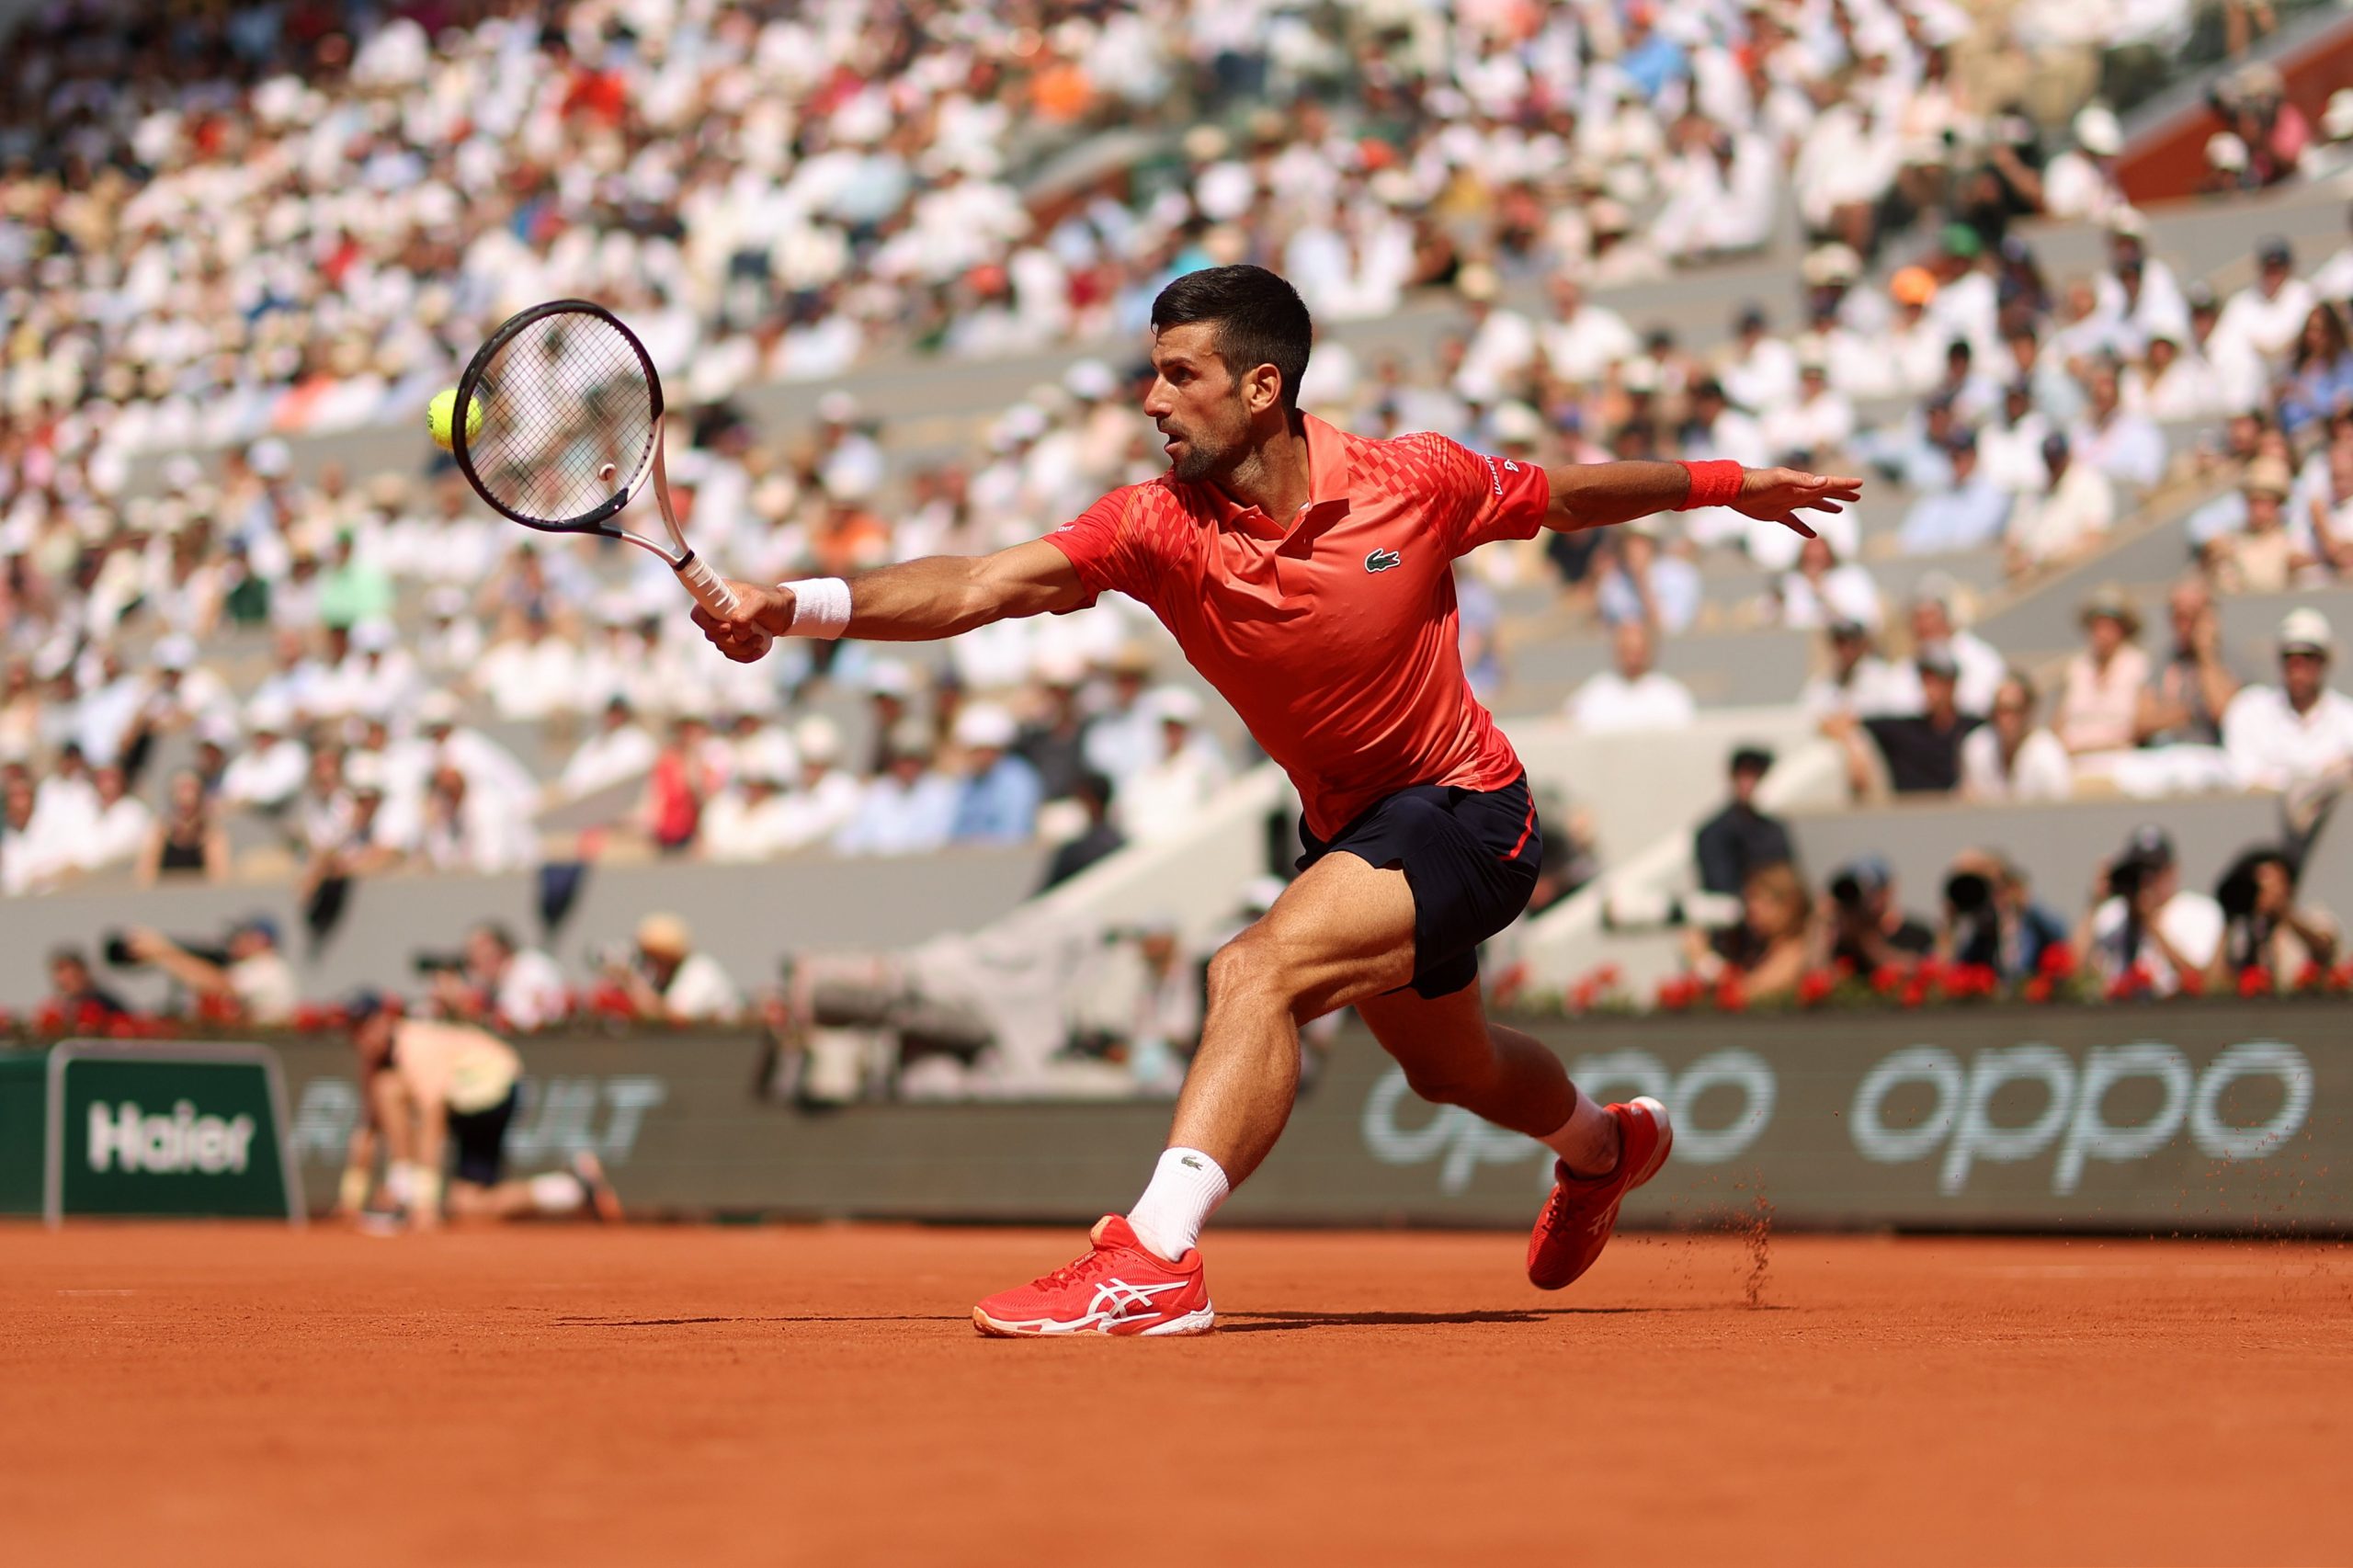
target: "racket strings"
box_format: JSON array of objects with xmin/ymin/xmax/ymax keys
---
[{"xmin": 464, "ymin": 312, "xmax": 655, "ymax": 527}]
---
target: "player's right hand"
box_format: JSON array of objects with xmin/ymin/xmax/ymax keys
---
[{"xmin": 691, "ymin": 581, "xmax": 795, "ymax": 663}]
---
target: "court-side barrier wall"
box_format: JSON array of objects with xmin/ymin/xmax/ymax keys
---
[{"xmin": 209, "ymin": 1003, "xmax": 2353, "ymax": 1233}]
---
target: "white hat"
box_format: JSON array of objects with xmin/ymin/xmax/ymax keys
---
[
  {"xmin": 815, "ymin": 390, "xmax": 858, "ymax": 425},
  {"xmin": 1147, "ymin": 686, "xmax": 1204, "ymax": 725},
  {"xmin": 1489, "ymin": 401, "xmax": 1544, "ymax": 446},
  {"xmin": 2279, "ymin": 608, "xmax": 2335, "ymax": 655},
  {"xmin": 247, "ymin": 437, "xmax": 291, "ymax": 478},
  {"xmin": 793, "ymin": 714, "xmax": 844, "ymax": 764},
  {"xmin": 2073, "ymin": 105, "xmax": 2123, "ymax": 157},
  {"xmin": 1063, "ymin": 358, "xmax": 1117, "ymax": 402},
  {"xmin": 246, "ymin": 695, "xmax": 294, "ymax": 733},
  {"xmin": 153, "ymin": 634, "xmax": 198, "ymax": 672},
  {"xmin": 2325, "ymin": 88, "xmax": 2353, "ymax": 142},
  {"xmin": 344, "ymin": 752, "xmax": 388, "ymax": 795},
  {"xmin": 417, "ymin": 690, "xmax": 462, "ymax": 728},
  {"xmin": 1800, "ymin": 243, "xmax": 1861, "ymax": 287},
  {"xmin": 952, "ymin": 702, "xmax": 1017, "ymax": 751},
  {"xmin": 865, "ymin": 660, "xmax": 918, "ymax": 699},
  {"xmin": 2104, "ymin": 206, "xmax": 2151, "ymax": 240},
  {"xmin": 350, "ymin": 618, "xmax": 396, "ymax": 653},
  {"xmin": 995, "ymin": 403, "xmax": 1049, "ymax": 447},
  {"xmin": 635, "ymin": 912, "xmax": 693, "ymax": 957},
  {"xmin": 2206, "ymin": 131, "xmax": 2248, "ymax": 172},
  {"xmin": 1035, "ymin": 650, "xmax": 1087, "ymax": 687}
]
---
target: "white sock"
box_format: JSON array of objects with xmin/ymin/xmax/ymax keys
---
[
  {"xmin": 1126, "ymin": 1147, "xmax": 1230, "ymax": 1262},
  {"xmin": 529, "ymin": 1172, "xmax": 586, "ymax": 1214},
  {"xmin": 1540, "ymin": 1092, "xmax": 1620, "ymax": 1179}
]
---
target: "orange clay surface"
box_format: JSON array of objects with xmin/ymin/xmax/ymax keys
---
[{"xmin": 4, "ymin": 1222, "xmax": 2350, "ymax": 1567}]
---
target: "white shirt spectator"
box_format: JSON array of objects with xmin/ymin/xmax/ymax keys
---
[
  {"xmin": 229, "ymin": 950, "xmax": 301, "ymax": 1025},
  {"xmin": 82, "ymin": 792, "xmax": 157, "ymax": 873},
  {"xmin": 769, "ymin": 768, "xmax": 865, "ymax": 850},
  {"xmin": 2088, "ymin": 890, "xmax": 2224, "ymax": 996},
  {"xmin": 558, "ymin": 720, "xmax": 660, "ymax": 800},
  {"xmin": 835, "ymin": 770, "xmax": 959, "ymax": 856},
  {"xmin": 2222, "ymin": 685, "xmax": 2353, "ymax": 790},
  {"xmin": 1802, "ymin": 657, "xmax": 1924, "ymax": 722},
  {"xmin": 1119, "ymin": 740, "xmax": 1232, "ymax": 844},
  {"xmin": 1776, "ymin": 564, "xmax": 1883, "ymax": 631},
  {"xmin": 495, "ymin": 949, "xmax": 571, "ymax": 1032},
  {"xmin": 1960, "ymin": 726, "xmax": 2074, "ymax": 801},
  {"xmin": 219, "ymin": 736, "xmax": 312, "ymax": 812},
  {"xmin": 478, "ymin": 630, "xmax": 584, "ymax": 721},
  {"xmin": 1566, "ymin": 669, "xmax": 1698, "ymax": 733},
  {"xmin": 2213, "ymin": 276, "xmax": 2318, "ymax": 366},
  {"xmin": 1541, "ymin": 300, "xmax": 1640, "ymax": 383},
  {"xmin": 659, "ymin": 953, "xmax": 741, "ymax": 1021},
  {"xmin": 2007, "ymin": 461, "xmax": 2116, "ymax": 566}
]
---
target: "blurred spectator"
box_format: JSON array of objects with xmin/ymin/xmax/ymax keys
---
[
  {"xmin": 82, "ymin": 764, "xmax": 156, "ymax": 876},
  {"xmin": 2005, "ymin": 433, "xmax": 2115, "ymax": 576},
  {"xmin": 418, "ymin": 765, "xmax": 529, "ymax": 876},
  {"xmin": 700, "ymin": 767, "xmax": 800, "ymax": 863},
  {"xmin": 1118, "ymin": 688, "xmax": 1232, "ymax": 843},
  {"xmin": 2053, "ymin": 585, "xmax": 2150, "ymax": 757},
  {"xmin": 217, "ymin": 699, "xmax": 308, "ymax": 814},
  {"xmin": 836, "ymin": 722, "xmax": 957, "ymax": 857},
  {"xmin": 605, "ymin": 914, "xmax": 741, "ymax": 1025},
  {"xmin": 2080, "ymin": 825, "xmax": 2222, "ymax": 996},
  {"xmin": 770, "ymin": 717, "xmax": 863, "ymax": 850},
  {"xmin": 2211, "ymin": 845, "xmax": 2340, "ymax": 991},
  {"xmin": 947, "ymin": 703, "xmax": 1043, "ymax": 845},
  {"xmin": 1939, "ymin": 850, "xmax": 2069, "ymax": 982},
  {"xmin": 2066, "ymin": 362, "xmax": 2165, "ymax": 494},
  {"xmin": 1567, "ymin": 622, "xmax": 1696, "ymax": 733},
  {"xmin": 2213, "ymin": 236, "xmax": 2316, "ymax": 369},
  {"xmin": 558, "ymin": 697, "xmax": 660, "ymax": 801},
  {"xmin": 2222, "ymin": 608, "xmax": 2353, "ymax": 790},
  {"xmin": 137, "ymin": 769, "xmax": 229, "ymax": 885},
  {"xmin": 121, "ymin": 917, "xmax": 298, "ymax": 1025},
  {"xmin": 1037, "ymin": 772, "xmax": 1127, "ymax": 893},
  {"xmin": 1083, "ymin": 645, "xmax": 1162, "ymax": 787},
  {"xmin": 1685, "ymin": 862, "xmax": 1813, "ymax": 1005},
  {"xmin": 1831, "ymin": 647, "xmax": 1980, "ymax": 796},
  {"xmin": 1821, "ymin": 855, "xmax": 1936, "ymax": 975},
  {"xmin": 1897, "ymin": 433, "xmax": 2011, "ymax": 556},
  {"xmin": 1694, "ymin": 747, "xmax": 1792, "ymax": 899},
  {"xmin": 1908, "ymin": 586, "xmax": 2005, "ymax": 718},
  {"xmin": 1015, "ymin": 655, "xmax": 1095, "ymax": 802},
  {"xmin": 2138, "ymin": 578, "xmax": 2242, "ymax": 747},
  {"xmin": 1802, "ymin": 621, "xmax": 1921, "ymax": 723},
  {"xmin": 2203, "ymin": 459, "xmax": 2313, "ymax": 594},
  {"xmin": 45, "ymin": 947, "xmax": 131, "ymax": 1026},
  {"xmin": 1772, "ymin": 533, "xmax": 1882, "ymax": 632},
  {"xmin": 642, "ymin": 709, "xmax": 722, "ymax": 856},
  {"xmin": 1961, "ymin": 672, "xmax": 2074, "ymax": 802},
  {"xmin": 1593, "ymin": 521, "xmax": 1699, "ymax": 635},
  {"xmin": 462, "ymin": 924, "xmax": 571, "ymax": 1034},
  {"xmin": 2278, "ymin": 305, "xmax": 2353, "ymax": 436}
]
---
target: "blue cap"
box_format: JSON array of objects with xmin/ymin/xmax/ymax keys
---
[
  {"xmin": 239, "ymin": 914, "xmax": 280, "ymax": 946},
  {"xmin": 1841, "ymin": 854, "xmax": 1893, "ymax": 894}
]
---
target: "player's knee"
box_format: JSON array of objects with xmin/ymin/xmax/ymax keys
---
[
  {"xmin": 1399, "ymin": 1053, "xmax": 1502, "ymax": 1108},
  {"xmin": 1207, "ymin": 932, "xmax": 1305, "ymax": 1010}
]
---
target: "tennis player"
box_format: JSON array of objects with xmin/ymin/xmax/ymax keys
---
[
  {"xmin": 335, "ymin": 994, "xmax": 623, "ymax": 1230},
  {"xmin": 695, "ymin": 267, "xmax": 1856, "ymax": 1335}
]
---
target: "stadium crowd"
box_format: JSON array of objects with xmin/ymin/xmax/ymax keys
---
[{"xmin": 6, "ymin": 0, "xmax": 2353, "ymax": 1072}]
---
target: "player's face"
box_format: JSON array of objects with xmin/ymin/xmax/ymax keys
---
[{"xmin": 1144, "ymin": 324, "xmax": 1250, "ymax": 483}]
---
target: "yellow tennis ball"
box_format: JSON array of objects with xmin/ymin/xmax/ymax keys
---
[{"xmin": 426, "ymin": 388, "xmax": 481, "ymax": 450}]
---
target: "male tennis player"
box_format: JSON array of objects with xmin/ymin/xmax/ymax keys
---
[
  {"xmin": 696, "ymin": 267, "xmax": 1856, "ymax": 1335},
  {"xmin": 335, "ymin": 994, "xmax": 624, "ymax": 1230}
]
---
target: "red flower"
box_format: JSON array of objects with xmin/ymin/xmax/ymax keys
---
[
  {"xmin": 1899, "ymin": 975, "xmax": 1928, "ymax": 1009},
  {"xmin": 2237, "ymin": 966, "xmax": 2271, "ymax": 998},
  {"xmin": 2040, "ymin": 944, "xmax": 2077, "ymax": 980},
  {"xmin": 1796, "ymin": 970, "xmax": 1835, "ymax": 1007},
  {"xmin": 1713, "ymin": 975, "xmax": 1748, "ymax": 1013},
  {"xmin": 1870, "ymin": 963, "xmax": 1904, "ymax": 995},
  {"xmin": 1596, "ymin": 963, "xmax": 1622, "ymax": 987},
  {"xmin": 2024, "ymin": 976, "xmax": 2053, "ymax": 1004},
  {"xmin": 2332, "ymin": 962, "xmax": 2353, "ymax": 992},
  {"xmin": 291, "ymin": 1004, "xmax": 331, "ymax": 1034},
  {"xmin": 2295, "ymin": 962, "xmax": 2326, "ymax": 994},
  {"xmin": 2175, "ymin": 968, "xmax": 2205, "ymax": 999}
]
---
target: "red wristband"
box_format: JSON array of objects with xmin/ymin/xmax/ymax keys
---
[{"xmin": 1676, "ymin": 460, "xmax": 1745, "ymax": 511}]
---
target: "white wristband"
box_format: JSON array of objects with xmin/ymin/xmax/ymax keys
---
[{"xmin": 782, "ymin": 577, "xmax": 852, "ymax": 639}]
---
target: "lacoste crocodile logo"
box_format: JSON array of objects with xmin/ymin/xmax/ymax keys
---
[{"xmin": 1365, "ymin": 548, "xmax": 1403, "ymax": 574}]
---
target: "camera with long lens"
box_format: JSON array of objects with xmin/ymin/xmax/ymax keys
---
[
  {"xmin": 1944, "ymin": 871, "xmax": 1993, "ymax": 915},
  {"xmin": 2108, "ymin": 856, "xmax": 2148, "ymax": 902},
  {"xmin": 1830, "ymin": 873, "xmax": 1867, "ymax": 911},
  {"xmin": 101, "ymin": 929, "xmax": 229, "ymax": 970},
  {"xmin": 412, "ymin": 949, "xmax": 468, "ymax": 976}
]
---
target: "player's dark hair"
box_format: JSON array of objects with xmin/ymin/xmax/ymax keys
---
[{"xmin": 1150, "ymin": 266, "xmax": 1313, "ymax": 413}]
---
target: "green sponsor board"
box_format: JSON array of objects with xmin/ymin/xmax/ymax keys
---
[{"xmin": 30, "ymin": 1042, "xmax": 303, "ymax": 1224}]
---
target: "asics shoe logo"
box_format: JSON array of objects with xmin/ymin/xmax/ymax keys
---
[{"xmin": 1087, "ymin": 1278, "xmax": 1189, "ymax": 1321}]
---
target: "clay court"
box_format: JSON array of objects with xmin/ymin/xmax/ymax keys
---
[{"xmin": 5, "ymin": 1223, "xmax": 2348, "ymax": 1567}]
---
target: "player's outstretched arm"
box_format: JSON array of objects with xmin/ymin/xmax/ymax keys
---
[
  {"xmin": 691, "ymin": 540, "xmax": 1090, "ymax": 664},
  {"xmin": 1543, "ymin": 460, "xmax": 1860, "ymax": 539}
]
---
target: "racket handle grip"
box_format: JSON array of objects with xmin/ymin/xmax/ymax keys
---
[{"xmin": 675, "ymin": 555, "xmax": 740, "ymax": 618}]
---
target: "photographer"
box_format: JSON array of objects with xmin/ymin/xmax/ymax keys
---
[
  {"xmin": 1818, "ymin": 855, "xmax": 1935, "ymax": 975},
  {"xmin": 2211, "ymin": 846, "xmax": 2340, "ymax": 993},
  {"xmin": 599, "ymin": 913, "xmax": 741, "ymax": 1024},
  {"xmin": 416, "ymin": 924, "xmax": 571, "ymax": 1032},
  {"xmin": 1939, "ymin": 851, "xmax": 2068, "ymax": 982},
  {"xmin": 45, "ymin": 946, "xmax": 131, "ymax": 1026},
  {"xmin": 111, "ymin": 915, "xmax": 298, "ymax": 1025},
  {"xmin": 2079, "ymin": 826, "xmax": 2223, "ymax": 996}
]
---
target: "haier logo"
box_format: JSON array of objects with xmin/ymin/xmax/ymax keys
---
[{"xmin": 87, "ymin": 1099, "xmax": 258, "ymax": 1176}]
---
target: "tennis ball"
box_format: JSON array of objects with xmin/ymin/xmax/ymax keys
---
[{"xmin": 426, "ymin": 388, "xmax": 482, "ymax": 451}]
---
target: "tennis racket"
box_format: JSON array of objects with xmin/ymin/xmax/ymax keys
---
[{"xmin": 450, "ymin": 300, "xmax": 739, "ymax": 617}]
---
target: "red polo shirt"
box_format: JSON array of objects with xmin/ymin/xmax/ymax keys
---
[{"xmin": 1041, "ymin": 415, "xmax": 1552, "ymax": 839}]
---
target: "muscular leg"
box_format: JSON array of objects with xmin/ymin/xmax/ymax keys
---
[
  {"xmin": 1354, "ymin": 983, "xmax": 1621, "ymax": 1176},
  {"xmin": 1166, "ymin": 850, "xmax": 1421, "ymax": 1184}
]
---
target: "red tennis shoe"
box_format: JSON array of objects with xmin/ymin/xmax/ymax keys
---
[
  {"xmin": 972, "ymin": 1216, "xmax": 1214, "ymax": 1337},
  {"xmin": 1526, "ymin": 1096, "xmax": 1674, "ymax": 1290}
]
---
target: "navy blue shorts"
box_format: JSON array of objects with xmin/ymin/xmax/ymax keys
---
[
  {"xmin": 445, "ymin": 1085, "xmax": 519, "ymax": 1187},
  {"xmin": 1297, "ymin": 775, "xmax": 1541, "ymax": 999}
]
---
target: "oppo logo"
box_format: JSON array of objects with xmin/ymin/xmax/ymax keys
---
[
  {"xmin": 1361, "ymin": 1049, "xmax": 1775, "ymax": 1193},
  {"xmin": 1852, "ymin": 1040, "xmax": 2313, "ymax": 1195}
]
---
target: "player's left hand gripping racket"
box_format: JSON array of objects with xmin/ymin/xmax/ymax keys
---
[{"xmin": 450, "ymin": 299, "xmax": 739, "ymax": 616}]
